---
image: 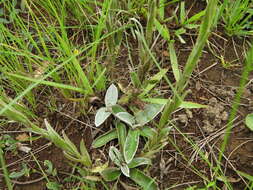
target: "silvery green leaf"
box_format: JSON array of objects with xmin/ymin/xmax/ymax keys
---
[
  {"xmin": 128, "ymin": 157, "xmax": 152, "ymax": 168},
  {"xmin": 111, "ymin": 104, "xmax": 127, "ymax": 114},
  {"xmin": 124, "ymin": 129, "xmax": 140, "ymax": 164},
  {"xmin": 116, "ymin": 122, "xmax": 127, "ymax": 151},
  {"xmin": 130, "ymin": 169, "xmax": 158, "ymax": 190},
  {"xmin": 100, "ymin": 167, "xmax": 121, "ymax": 181},
  {"xmin": 92, "ymin": 129, "xmax": 117, "ymax": 148},
  {"xmin": 95, "ymin": 107, "xmax": 111, "ymax": 127},
  {"xmin": 245, "ymin": 113, "xmax": 253, "ymax": 131},
  {"xmin": 139, "ymin": 126, "xmax": 157, "ymax": 139},
  {"xmin": 109, "ymin": 146, "xmax": 123, "ymax": 167},
  {"xmin": 135, "ymin": 104, "xmax": 164, "ymax": 126},
  {"xmin": 120, "ymin": 164, "xmax": 130, "ymax": 177},
  {"xmin": 105, "ymin": 84, "xmax": 118, "ymax": 106},
  {"xmin": 115, "ymin": 112, "xmax": 135, "ymax": 127}
]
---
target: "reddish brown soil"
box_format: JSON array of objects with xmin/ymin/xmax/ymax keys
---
[{"xmin": 1, "ymin": 1, "xmax": 253, "ymax": 190}]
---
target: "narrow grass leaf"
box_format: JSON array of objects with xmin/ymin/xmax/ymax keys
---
[
  {"xmin": 124, "ymin": 129, "xmax": 140, "ymax": 164},
  {"xmin": 6, "ymin": 73, "xmax": 86, "ymax": 93},
  {"xmin": 0, "ymin": 148, "xmax": 13, "ymax": 190},
  {"xmin": 0, "ymin": 99, "xmax": 31, "ymax": 126},
  {"xmin": 130, "ymin": 71, "xmax": 141, "ymax": 88},
  {"xmin": 180, "ymin": 1, "xmax": 186, "ymax": 24},
  {"xmin": 80, "ymin": 139, "xmax": 92, "ymax": 167},
  {"xmin": 179, "ymin": 101, "xmax": 207, "ymax": 109},
  {"xmin": 130, "ymin": 168, "xmax": 158, "ymax": 190},
  {"xmin": 185, "ymin": 10, "xmax": 205, "ymax": 25},
  {"xmin": 169, "ymin": 42, "xmax": 180, "ymax": 82},
  {"xmin": 92, "ymin": 129, "xmax": 118, "ymax": 148},
  {"xmin": 95, "ymin": 107, "xmax": 111, "ymax": 127},
  {"xmin": 139, "ymin": 69, "xmax": 168, "ymax": 98},
  {"xmin": 154, "ymin": 19, "xmax": 170, "ymax": 41},
  {"xmin": 236, "ymin": 170, "xmax": 253, "ymax": 181},
  {"xmin": 141, "ymin": 98, "xmax": 169, "ymax": 105}
]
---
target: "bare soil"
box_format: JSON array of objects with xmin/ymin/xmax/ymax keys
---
[{"xmin": 1, "ymin": 1, "xmax": 253, "ymax": 190}]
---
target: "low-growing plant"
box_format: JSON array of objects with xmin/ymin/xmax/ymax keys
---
[
  {"xmin": 95, "ymin": 84, "xmax": 164, "ymax": 128},
  {"xmin": 170, "ymin": 1, "xmax": 206, "ymax": 43},
  {"xmin": 222, "ymin": 0, "xmax": 253, "ymax": 36},
  {"xmin": 95, "ymin": 121, "xmax": 157, "ymax": 189}
]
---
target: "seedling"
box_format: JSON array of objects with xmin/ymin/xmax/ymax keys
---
[
  {"xmin": 98, "ymin": 122, "xmax": 157, "ymax": 190},
  {"xmin": 95, "ymin": 84, "xmax": 164, "ymax": 128}
]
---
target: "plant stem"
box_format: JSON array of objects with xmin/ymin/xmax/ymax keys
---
[
  {"xmin": 158, "ymin": 0, "xmax": 218, "ymax": 129},
  {"xmin": 0, "ymin": 147, "xmax": 13, "ymax": 190}
]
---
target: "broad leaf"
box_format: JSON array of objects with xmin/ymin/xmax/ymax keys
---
[
  {"xmin": 128, "ymin": 157, "xmax": 152, "ymax": 168},
  {"xmin": 109, "ymin": 146, "xmax": 123, "ymax": 167},
  {"xmin": 116, "ymin": 122, "xmax": 127, "ymax": 151},
  {"xmin": 139, "ymin": 126, "xmax": 157, "ymax": 139},
  {"xmin": 111, "ymin": 104, "xmax": 127, "ymax": 114},
  {"xmin": 95, "ymin": 107, "xmax": 111, "ymax": 127},
  {"xmin": 179, "ymin": 101, "xmax": 207, "ymax": 109},
  {"xmin": 92, "ymin": 129, "xmax": 117, "ymax": 148},
  {"xmin": 135, "ymin": 104, "xmax": 164, "ymax": 126},
  {"xmin": 105, "ymin": 84, "xmax": 118, "ymax": 106},
  {"xmin": 100, "ymin": 167, "xmax": 121, "ymax": 182},
  {"xmin": 245, "ymin": 113, "xmax": 253, "ymax": 131},
  {"xmin": 115, "ymin": 112, "xmax": 136, "ymax": 127},
  {"xmin": 120, "ymin": 164, "xmax": 130, "ymax": 177},
  {"xmin": 130, "ymin": 169, "xmax": 158, "ymax": 190},
  {"xmin": 124, "ymin": 129, "xmax": 140, "ymax": 164}
]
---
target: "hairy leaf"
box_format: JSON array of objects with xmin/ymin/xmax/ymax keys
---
[
  {"xmin": 130, "ymin": 169, "xmax": 158, "ymax": 190},
  {"xmin": 100, "ymin": 167, "xmax": 121, "ymax": 182},
  {"xmin": 95, "ymin": 107, "xmax": 111, "ymax": 127},
  {"xmin": 135, "ymin": 104, "xmax": 164, "ymax": 126},
  {"xmin": 124, "ymin": 129, "xmax": 140, "ymax": 164},
  {"xmin": 128, "ymin": 157, "xmax": 152, "ymax": 168},
  {"xmin": 92, "ymin": 129, "xmax": 117, "ymax": 148},
  {"xmin": 105, "ymin": 84, "xmax": 118, "ymax": 106},
  {"xmin": 115, "ymin": 112, "xmax": 136, "ymax": 127}
]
